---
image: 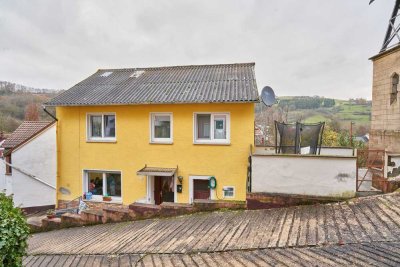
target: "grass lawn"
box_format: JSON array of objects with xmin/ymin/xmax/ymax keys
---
[{"xmin": 304, "ymin": 114, "xmax": 330, "ymax": 123}]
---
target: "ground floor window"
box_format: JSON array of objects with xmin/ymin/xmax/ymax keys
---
[
  {"xmin": 223, "ymin": 186, "xmax": 235, "ymax": 198},
  {"xmin": 84, "ymin": 170, "xmax": 122, "ymax": 200}
]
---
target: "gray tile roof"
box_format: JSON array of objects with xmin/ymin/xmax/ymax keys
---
[{"xmin": 45, "ymin": 63, "xmax": 259, "ymax": 106}]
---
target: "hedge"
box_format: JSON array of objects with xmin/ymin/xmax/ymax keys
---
[{"xmin": 0, "ymin": 193, "xmax": 30, "ymax": 266}]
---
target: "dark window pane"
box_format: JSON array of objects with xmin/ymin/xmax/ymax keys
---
[
  {"xmin": 197, "ymin": 114, "xmax": 211, "ymax": 139},
  {"xmin": 90, "ymin": 116, "xmax": 102, "ymax": 137},
  {"xmin": 88, "ymin": 172, "xmax": 103, "ymax": 195},
  {"xmin": 154, "ymin": 115, "xmax": 170, "ymax": 138},
  {"xmin": 106, "ymin": 173, "xmax": 121, "ymax": 197},
  {"xmin": 104, "ymin": 115, "xmax": 115, "ymax": 138}
]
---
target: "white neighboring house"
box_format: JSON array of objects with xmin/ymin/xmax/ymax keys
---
[{"xmin": 0, "ymin": 121, "xmax": 56, "ymax": 212}]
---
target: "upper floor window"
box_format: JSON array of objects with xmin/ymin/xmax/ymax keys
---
[
  {"xmin": 391, "ymin": 73, "xmax": 399, "ymax": 105},
  {"xmin": 87, "ymin": 113, "xmax": 116, "ymax": 141},
  {"xmin": 194, "ymin": 113, "xmax": 230, "ymax": 144},
  {"xmin": 150, "ymin": 113, "xmax": 173, "ymax": 143}
]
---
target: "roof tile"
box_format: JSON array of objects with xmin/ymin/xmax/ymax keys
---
[{"xmin": 2, "ymin": 121, "xmax": 54, "ymax": 149}]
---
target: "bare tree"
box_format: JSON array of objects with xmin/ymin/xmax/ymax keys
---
[{"xmin": 24, "ymin": 103, "xmax": 40, "ymax": 121}]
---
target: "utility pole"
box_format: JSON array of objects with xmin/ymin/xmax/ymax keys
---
[
  {"xmin": 370, "ymin": 0, "xmax": 400, "ymax": 52},
  {"xmin": 350, "ymin": 121, "xmax": 355, "ymax": 147}
]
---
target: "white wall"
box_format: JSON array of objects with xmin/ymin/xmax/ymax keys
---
[
  {"xmin": 7, "ymin": 124, "xmax": 56, "ymax": 208},
  {"xmin": 0, "ymin": 158, "xmax": 13, "ymax": 195},
  {"xmin": 251, "ymin": 155, "xmax": 357, "ymax": 198},
  {"xmin": 0, "ymin": 160, "xmax": 5, "ymax": 192},
  {"xmin": 320, "ymin": 147, "xmax": 354, "ymax": 156}
]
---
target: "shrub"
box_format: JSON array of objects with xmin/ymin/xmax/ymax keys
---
[{"xmin": 0, "ymin": 193, "xmax": 30, "ymax": 266}]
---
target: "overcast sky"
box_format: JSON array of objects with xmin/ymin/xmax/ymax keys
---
[{"xmin": 0, "ymin": 0, "xmax": 395, "ymax": 99}]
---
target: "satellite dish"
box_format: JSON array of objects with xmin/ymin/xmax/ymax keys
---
[
  {"xmin": 59, "ymin": 187, "xmax": 71, "ymax": 195},
  {"xmin": 260, "ymin": 86, "xmax": 276, "ymax": 107}
]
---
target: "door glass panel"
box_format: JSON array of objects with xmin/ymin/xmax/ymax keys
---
[
  {"xmin": 88, "ymin": 172, "xmax": 103, "ymax": 195},
  {"xmin": 104, "ymin": 115, "xmax": 115, "ymax": 138},
  {"xmin": 214, "ymin": 115, "xmax": 226, "ymax": 139},
  {"xmin": 90, "ymin": 116, "xmax": 102, "ymax": 137},
  {"xmin": 161, "ymin": 176, "xmax": 174, "ymax": 203},
  {"xmin": 197, "ymin": 114, "xmax": 211, "ymax": 139},
  {"xmin": 154, "ymin": 115, "xmax": 171, "ymax": 138}
]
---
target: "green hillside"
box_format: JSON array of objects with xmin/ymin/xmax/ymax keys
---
[
  {"xmin": 256, "ymin": 96, "xmax": 371, "ymax": 132},
  {"xmin": 0, "ymin": 81, "xmax": 59, "ymax": 133},
  {"xmin": 302, "ymin": 100, "xmax": 370, "ymax": 125}
]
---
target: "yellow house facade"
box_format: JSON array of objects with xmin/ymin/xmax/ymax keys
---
[{"xmin": 47, "ymin": 63, "xmax": 259, "ymax": 206}]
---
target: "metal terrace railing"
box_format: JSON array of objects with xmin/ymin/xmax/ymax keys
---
[{"xmin": 356, "ymin": 149, "xmax": 386, "ymax": 192}]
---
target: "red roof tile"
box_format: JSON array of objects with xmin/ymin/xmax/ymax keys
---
[{"xmin": 2, "ymin": 121, "xmax": 55, "ymax": 150}]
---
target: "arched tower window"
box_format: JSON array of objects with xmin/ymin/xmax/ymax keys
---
[{"xmin": 390, "ymin": 73, "xmax": 399, "ymax": 105}]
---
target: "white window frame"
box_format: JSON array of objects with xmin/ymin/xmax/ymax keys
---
[
  {"xmin": 193, "ymin": 112, "xmax": 230, "ymax": 144},
  {"xmin": 149, "ymin": 112, "xmax": 173, "ymax": 144},
  {"xmin": 83, "ymin": 169, "xmax": 122, "ymax": 202},
  {"xmin": 86, "ymin": 113, "xmax": 116, "ymax": 142},
  {"xmin": 223, "ymin": 186, "xmax": 235, "ymax": 198}
]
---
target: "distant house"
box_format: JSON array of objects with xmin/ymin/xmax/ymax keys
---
[
  {"xmin": 45, "ymin": 63, "xmax": 259, "ymax": 207},
  {"xmin": 355, "ymin": 134, "xmax": 369, "ymax": 143},
  {"xmin": 0, "ymin": 121, "xmax": 56, "ymax": 212}
]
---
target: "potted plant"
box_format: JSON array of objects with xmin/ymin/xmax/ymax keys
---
[
  {"xmin": 46, "ymin": 209, "xmax": 56, "ymax": 219},
  {"xmin": 103, "ymin": 194, "xmax": 112, "ymax": 201}
]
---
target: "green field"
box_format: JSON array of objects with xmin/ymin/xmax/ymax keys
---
[
  {"xmin": 304, "ymin": 114, "xmax": 330, "ymax": 123},
  {"xmin": 265, "ymin": 97, "xmax": 371, "ymax": 128}
]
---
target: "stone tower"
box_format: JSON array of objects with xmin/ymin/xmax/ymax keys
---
[
  {"xmin": 369, "ymin": 46, "xmax": 400, "ymax": 152},
  {"xmin": 369, "ymin": 0, "xmax": 400, "ymax": 152}
]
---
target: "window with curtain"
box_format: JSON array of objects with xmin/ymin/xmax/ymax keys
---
[
  {"xmin": 87, "ymin": 113, "xmax": 116, "ymax": 141},
  {"xmin": 195, "ymin": 113, "xmax": 229, "ymax": 144},
  {"xmin": 197, "ymin": 114, "xmax": 211, "ymax": 139},
  {"xmin": 151, "ymin": 113, "xmax": 173, "ymax": 143}
]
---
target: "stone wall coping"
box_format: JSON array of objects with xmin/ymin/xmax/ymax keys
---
[
  {"xmin": 84, "ymin": 199, "xmax": 123, "ymax": 204},
  {"xmin": 251, "ymin": 153, "xmax": 356, "ymax": 159},
  {"xmin": 247, "ymin": 192, "xmax": 350, "ymax": 201},
  {"xmin": 193, "ymin": 199, "xmax": 246, "ymax": 205}
]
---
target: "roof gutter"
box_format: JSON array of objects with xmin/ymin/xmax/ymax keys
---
[{"xmin": 42, "ymin": 105, "xmax": 58, "ymax": 121}]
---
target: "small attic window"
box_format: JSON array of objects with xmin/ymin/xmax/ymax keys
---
[
  {"xmin": 130, "ymin": 70, "xmax": 145, "ymax": 78},
  {"xmin": 390, "ymin": 73, "xmax": 399, "ymax": 105},
  {"xmin": 100, "ymin": 71, "xmax": 113, "ymax": 77}
]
